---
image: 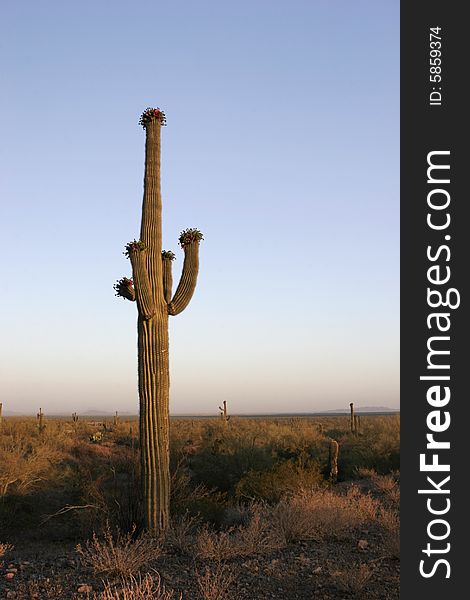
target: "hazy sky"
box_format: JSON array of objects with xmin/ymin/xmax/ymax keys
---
[{"xmin": 0, "ymin": 1, "xmax": 399, "ymax": 415}]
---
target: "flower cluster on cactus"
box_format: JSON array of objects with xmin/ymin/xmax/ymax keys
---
[
  {"xmin": 161, "ymin": 250, "xmax": 176, "ymax": 261},
  {"xmin": 139, "ymin": 107, "xmax": 167, "ymax": 128},
  {"xmin": 114, "ymin": 277, "xmax": 134, "ymax": 298},
  {"xmin": 179, "ymin": 228, "xmax": 204, "ymax": 249},
  {"xmin": 124, "ymin": 239, "xmax": 147, "ymax": 258}
]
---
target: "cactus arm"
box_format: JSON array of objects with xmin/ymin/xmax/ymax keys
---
[
  {"xmin": 168, "ymin": 242, "xmax": 200, "ymax": 316},
  {"xmin": 114, "ymin": 277, "xmax": 136, "ymax": 302},
  {"xmin": 128, "ymin": 244, "xmax": 156, "ymax": 320},
  {"xmin": 162, "ymin": 261, "xmax": 173, "ymax": 303},
  {"xmin": 161, "ymin": 251, "xmax": 175, "ymax": 304}
]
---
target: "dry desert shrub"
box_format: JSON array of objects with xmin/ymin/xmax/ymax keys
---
[
  {"xmin": 0, "ymin": 541, "xmax": 13, "ymax": 570},
  {"xmin": 195, "ymin": 526, "xmax": 238, "ymax": 561},
  {"xmin": 233, "ymin": 504, "xmax": 281, "ymax": 555},
  {"xmin": 196, "ymin": 486, "xmax": 380, "ymax": 557},
  {"xmin": 331, "ymin": 562, "xmax": 375, "ymax": 595},
  {"xmin": 355, "ymin": 467, "xmax": 378, "ymax": 479},
  {"xmin": 95, "ymin": 574, "xmax": 181, "ymax": 600},
  {"xmin": 0, "ymin": 441, "xmax": 63, "ymax": 496},
  {"xmin": 76, "ymin": 524, "xmax": 162, "ymax": 577},
  {"xmin": 0, "ymin": 541, "xmax": 13, "ymax": 558},
  {"xmin": 166, "ymin": 512, "xmax": 200, "ymax": 554},
  {"xmin": 170, "ymin": 462, "xmax": 220, "ymax": 514},
  {"xmin": 371, "ymin": 473, "xmax": 400, "ymax": 507},
  {"xmin": 66, "ymin": 441, "xmax": 142, "ymax": 532},
  {"xmin": 269, "ymin": 486, "xmax": 380, "ymax": 544},
  {"xmin": 196, "ymin": 562, "xmax": 235, "ymax": 600},
  {"xmin": 373, "ymin": 474, "xmax": 397, "ymax": 491},
  {"xmin": 195, "ymin": 505, "xmax": 280, "ymax": 560},
  {"xmin": 379, "ymin": 508, "xmax": 400, "ymax": 559},
  {"xmin": 384, "ymin": 483, "xmax": 400, "ymax": 507},
  {"xmin": 235, "ymin": 458, "xmax": 324, "ymax": 502}
]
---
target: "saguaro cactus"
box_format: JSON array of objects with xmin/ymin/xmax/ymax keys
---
[
  {"xmin": 328, "ymin": 438, "xmax": 339, "ymax": 483},
  {"xmin": 114, "ymin": 108, "xmax": 203, "ymax": 534},
  {"xmin": 37, "ymin": 407, "xmax": 45, "ymax": 433},
  {"xmin": 350, "ymin": 402, "xmax": 355, "ymax": 433},
  {"xmin": 219, "ymin": 400, "xmax": 229, "ymax": 424},
  {"xmin": 354, "ymin": 414, "xmax": 360, "ymax": 434}
]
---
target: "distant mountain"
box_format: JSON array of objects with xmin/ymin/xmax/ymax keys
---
[
  {"xmin": 327, "ymin": 406, "xmax": 399, "ymax": 413},
  {"xmin": 79, "ymin": 409, "xmax": 134, "ymax": 416}
]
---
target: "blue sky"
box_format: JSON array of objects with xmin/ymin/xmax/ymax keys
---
[{"xmin": 0, "ymin": 1, "xmax": 399, "ymax": 414}]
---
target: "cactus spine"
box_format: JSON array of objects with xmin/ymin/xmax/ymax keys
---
[{"xmin": 115, "ymin": 108, "xmax": 203, "ymax": 534}]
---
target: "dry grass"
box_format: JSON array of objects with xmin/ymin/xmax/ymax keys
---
[
  {"xmin": 0, "ymin": 541, "xmax": 14, "ymax": 558},
  {"xmin": 373, "ymin": 474, "xmax": 397, "ymax": 492},
  {"xmin": 166, "ymin": 513, "xmax": 200, "ymax": 554},
  {"xmin": 0, "ymin": 442, "xmax": 63, "ymax": 496},
  {"xmin": 384, "ymin": 484, "xmax": 400, "ymax": 507},
  {"xmin": 195, "ymin": 504, "xmax": 281, "ymax": 560},
  {"xmin": 331, "ymin": 562, "xmax": 375, "ymax": 595},
  {"xmin": 195, "ymin": 485, "xmax": 381, "ymax": 558},
  {"xmin": 76, "ymin": 525, "xmax": 162, "ymax": 577},
  {"xmin": 196, "ymin": 562, "xmax": 235, "ymax": 600},
  {"xmin": 233, "ymin": 505, "xmax": 281, "ymax": 555},
  {"xmin": 355, "ymin": 467, "xmax": 378, "ymax": 479},
  {"xmin": 379, "ymin": 509, "xmax": 400, "ymax": 559},
  {"xmin": 195, "ymin": 526, "xmax": 239, "ymax": 561},
  {"xmin": 372, "ymin": 473, "xmax": 400, "ymax": 509},
  {"xmin": 269, "ymin": 486, "xmax": 380, "ymax": 544},
  {"xmin": 94, "ymin": 574, "xmax": 181, "ymax": 600}
]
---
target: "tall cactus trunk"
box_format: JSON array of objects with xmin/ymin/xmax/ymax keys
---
[
  {"xmin": 114, "ymin": 108, "xmax": 203, "ymax": 535},
  {"xmin": 138, "ymin": 314, "xmax": 170, "ymax": 532}
]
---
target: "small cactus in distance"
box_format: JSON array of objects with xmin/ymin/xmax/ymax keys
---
[
  {"xmin": 354, "ymin": 414, "xmax": 361, "ymax": 434},
  {"xmin": 37, "ymin": 408, "xmax": 45, "ymax": 433},
  {"xmin": 218, "ymin": 400, "xmax": 230, "ymax": 425},
  {"xmin": 328, "ymin": 439, "xmax": 339, "ymax": 483},
  {"xmin": 72, "ymin": 412, "xmax": 79, "ymax": 423},
  {"xmin": 350, "ymin": 403, "xmax": 355, "ymax": 434}
]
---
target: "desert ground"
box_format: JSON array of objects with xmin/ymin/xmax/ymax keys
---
[{"xmin": 0, "ymin": 414, "xmax": 399, "ymax": 599}]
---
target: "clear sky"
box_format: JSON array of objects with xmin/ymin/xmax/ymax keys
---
[{"xmin": 0, "ymin": 0, "xmax": 399, "ymax": 415}]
